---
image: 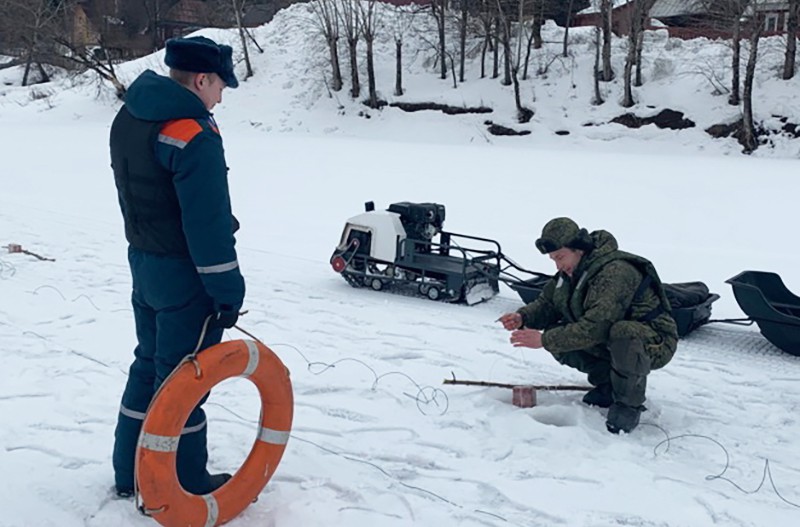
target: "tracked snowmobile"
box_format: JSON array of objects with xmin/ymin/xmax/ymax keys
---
[{"xmin": 329, "ymin": 201, "xmax": 550, "ymax": 305}]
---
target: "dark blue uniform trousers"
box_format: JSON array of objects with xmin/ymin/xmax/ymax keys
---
[{"xmin": 113, "ymin": 247, "xmax": 223, "ymax": 495}]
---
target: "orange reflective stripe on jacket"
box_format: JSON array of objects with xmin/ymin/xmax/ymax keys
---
[{"xmin": 158, "ymin": 119, "xmax": 203, "ymax": 149}]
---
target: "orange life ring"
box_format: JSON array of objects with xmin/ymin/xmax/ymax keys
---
[{"xmin": 135, "ymin": 339, "xmax": 293, "ymax": 527}]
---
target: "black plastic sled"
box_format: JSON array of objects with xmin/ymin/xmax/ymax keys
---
[
  {"xmin": 726, "ymin": 271, "xmax": 800, "ymax": 356},
  {"xmin": 509, "ymin": 278, "xmax": 718, "ymax": 338},
  {"xmin": 663, "ymin": 283, "xmax": 719, "ymax": 338},
  {"xmin": 507, "ymin": 276, "xmax": 550, "ymax": 305}
]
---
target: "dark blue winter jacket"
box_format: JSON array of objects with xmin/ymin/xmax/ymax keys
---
[{"xmin": 111, "ymin": 70, "xmax": 244, "ymax": 313}]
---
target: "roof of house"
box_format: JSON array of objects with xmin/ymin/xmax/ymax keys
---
[
  {"xmin": 161, "ymin": 0, "xmax": 214, "ymax": 25},
  {"xmin": 578, "ymin": 0, "xmax": 634, "ymax": 16},
  {"xmin": 650, "ymin": 0, "xmax": 706, "ymax": 19},
  {"xmin": 752, "ymin": 0, "xmax": 791, "ymax": 9},
  {"xmin": 649, "ymin": 0, "xmax": 789, "ymax": 20}
]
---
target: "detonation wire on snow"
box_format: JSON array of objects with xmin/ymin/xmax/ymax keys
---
[
  {"xmin": 15, "ymin": 286, "xmax": 800, "ymax": 513},
  {"xmin": 642, "ymin": 423, "xmax": 800, "ymax": 509},
  {"xmin": 233, "ymin": 323, "xmax": 449, "ymax": 416},
  {"xmin": 216, "ymin": 324, "xmax": 524, "ymax": 526}
]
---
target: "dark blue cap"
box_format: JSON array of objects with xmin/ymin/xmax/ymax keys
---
[{"xmin": 164, "ymin": 36, "xmax": 239, "ymax": 89}]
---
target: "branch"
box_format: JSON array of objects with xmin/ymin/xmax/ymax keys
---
[{"xmin": 443, "ymin": 373, "xmax": 592, "ymax": 391}]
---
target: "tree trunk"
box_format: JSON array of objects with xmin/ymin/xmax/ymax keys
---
[
  {"xmin": 729, "ymin": 19, "xmax": 741, "ymax": 106},
  {"xmin": 232, "ymin": 0, "xmax": 253, "ymax": 80},
  {"xmin": 22, "ymin": 50, "xmax": 34, "ymax": 87},
  {"xmin": 348, "ymin": 38, "xmax": 360, "ymax": 98},
  {"xmin": 502, "ymin": 29, "xmax": 512, "ymax": 86},
  {"xmin": 563, "ymin": 0, "xmax": 575, "ymax": 57},
  {"xmin": 459, "ymin": 0, "xmax": 467, "ymax": 83},
  {"xmin": 601, "ymin": 0, "xmax": 613, "ymax": 81},
  {"xmin": 623, "ymin": 0, "xmax": 649, "ymax": 101},
  {"xmin": 395, "ymin": 39, "xmax": 403, "ymax": 96},
  {"xmin": 497, "ymin": 8, "xmax": 511, "ymax": 87},
  {"xmin": 742, "ymin": 17, "xmax": 763, "ymax": 153},
  {"xmin": 634, "ymin": 22, "xmax": 645, "ymax": 86},
  {"xmin": 593, "ymin": 26, "xmax": 603, "ymax": 105},
  {"xmin": 35, "ymin": 61, "xmax": 49, "ymax": 83},
  {"xmin": 513, "ymin": 0, "xmax": 525, "ymax": 117},
  {"xmin": 492, "ymin": 18, "xmax": 500, "ymax": 79},
  {"xmin": 329, "ymin": 38, "xmax": 343, "ymax": 92},
  {"xmin": 437, "ymin": 0, "xmax": 447, "ymax": 80},
  {"xmin": 312, "ymin": 1, "xmax": 342, "ymax": 93},
  {"xmin": 499, "ymin": 23, "xmax": 522, "ymax": 118},
  {"xmin": 783, "ymin": 0, "xmax": 799, "ymax": 80},
  {"xmin": 481, "ymin": 30, "xmax": 489, "ymax": 78},
  {"xmin": 529, "ymin": 20, "xmax": 541, "ymax": 49},
  {"xmin": 365, "ymin": 37, "xmax": 377, "ymax": 107},
  {"xmin": 523, "ymin": 22, "xmax": 535, "ymax": 80},
  {"xmin": 622, "ymin": 22, "xmax": 636, "ymax": 107},
  {"xmin": 512, "ymin": 64, "xmax": 523, "ymax": 119},
  {"xmin": 634, "ymin": 0, "xmax": 655, "ymax": 86},
  {"xmin": 448, "ymin": 52, "xmax": 457, "ymax": 88}
]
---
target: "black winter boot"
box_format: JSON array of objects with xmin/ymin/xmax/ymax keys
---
[
  {"xmin": 606, "ymin": 402, "xmax": 644, "ymax": 434},
  {"xmin": 115, "ymin": 486, "xmax": 135, "ymax": 499},
  {"xmin": 582, "ymin": 383, "xmax": 613, "ymax": 408}
]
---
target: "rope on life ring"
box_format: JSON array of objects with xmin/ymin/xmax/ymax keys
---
[{"xmin": 135, "ymin": 339, "xmax": 293, "ymax": 527}]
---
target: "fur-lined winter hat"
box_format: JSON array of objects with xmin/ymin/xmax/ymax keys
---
[
  {"xmin": 164, "ymin": 36, "xmax": 238, "ymax": 88},
  {"xmin": 535, "ymin": 217, "xmax": 594, "ymax": 254}
]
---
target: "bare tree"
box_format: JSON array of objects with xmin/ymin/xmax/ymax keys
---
[
  {"xmin": 493, "ymin": 15, "xmax": 500, "ymax": 78},
  {"xmin": 339, "ymin": 0, "xmax": 361, "ymax": 98},
  {"xmin": 622, "ymin": 0, "xmax": 655, "ymax": 107},
  {"xmin": 207, "ymin": 0, "xmax": 254, "ymax": 79},
  {"xmin": 498, "ymin": 4, "xmax": 512, "ymax": 86},
  {"xmin": 741, "ymin": 12, "xmax": 764, "ymax": 153},
  {"xmin": 387, "ymin": 4, "xmax": 416, "ymax": 96},
  {"xmin": 457, "ymin": 0, "xmax": 470, "ymax": 83},
  {"xmin": 600, "ymin": 0, "xmax": 613, "ymax": 81},
  {"xmin": 495, "ymin": 0, "xmax": 533, "ymax": 121},
  {"xmin": 633, "ymin": 0, "xmax": 653, "ymax": 86},
  {"xmin": 522, "ymin": 17, "xmax": 536, "ymax": 79},
  {"xmin": 562, "ymin": 0, "xmax": 575, "ymax": 57},
  {"xmin": 701, "ymin": 1, "xmax": 750, "ymax": 106},
  {"xmin": 727, "ymin": 2, "xmax": 745, "ymax": 105},
  {"xmin": 358, "ymin": 0, "xmax": 380, "ymax": 107},
  {"xmin": 477, "ymin": 1, "xmax": 494, "ymax": 78},
  {"xmin": 141, "ymin": 0, "xmax": 164, "ymax": 50},
  {"xmin": 231, "ymin": 0, "xmax": 253, "ymax": 80},
  {"xmin": 54, "ymin": 34, "xmax": 128, "ymax": 98},
  {"xmin": 529, "ymin": 0, "xmax": 544, "ymax": 49},
  {"xmin": 521, "ymin": 0, "xmax": 546, "ymax": 80},
  {"xmin": 592, "ymin": 26, "xmax": 604, "ymax": 104},
  {"xmin": 431, "ymin": 0, "xmax": 448, "ymax": 79},
  {"xmin": 310, "ymin": 0, "xmax": 343, "ymax": 92},
  {"xmin": 784, "ymin": 0, "xmax": 799, "ymax": 79},
  {"xmin": 1, "ymin": 0, "xmax": 69, "ymax": 86}
]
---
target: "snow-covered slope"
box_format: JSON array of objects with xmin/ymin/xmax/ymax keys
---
[{"xmin": 1, "ymin": 3, "xmax": 799, "ymax": 158}]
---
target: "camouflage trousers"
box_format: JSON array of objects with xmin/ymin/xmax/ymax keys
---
[{"xmin": 554, "ymin": 320, "xmax": 677, "ymax": 386}]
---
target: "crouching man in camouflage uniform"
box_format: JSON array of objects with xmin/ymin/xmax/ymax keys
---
[{"xmin": 498, "ymin": 218, "xmax": 678, "ymax": 434}]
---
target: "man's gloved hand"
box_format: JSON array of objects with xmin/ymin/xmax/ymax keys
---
[{"xmin": 209, "ymin": 306, "xmax": 239, "ymax": 329}]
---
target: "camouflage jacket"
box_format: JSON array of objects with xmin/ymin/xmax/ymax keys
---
[{"xmin": 517, "ymin": 230, "xmax": 677, "ymax": 354}]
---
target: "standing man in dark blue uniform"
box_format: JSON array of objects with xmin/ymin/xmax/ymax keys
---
[{"xmin": 110, "ymin": 36, "xmax": 245, "ymax": 497}]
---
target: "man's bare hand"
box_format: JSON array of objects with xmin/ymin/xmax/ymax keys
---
[
  {"xmin": 510, "ymin": 329, "xmax": 543, "ymax": 349},
  {"xmin": 498, "ymin": 312, "xmax": 522, "ymax": 331}
]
